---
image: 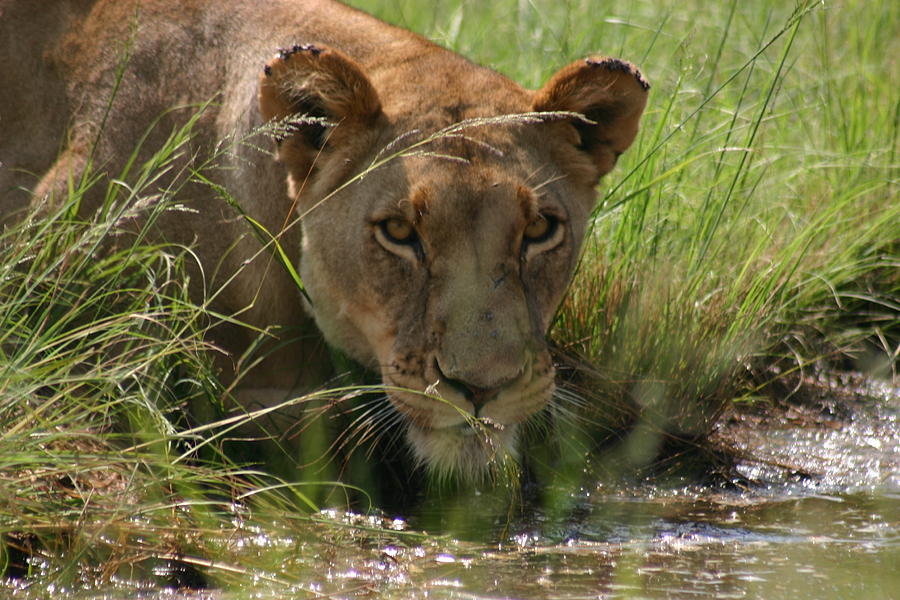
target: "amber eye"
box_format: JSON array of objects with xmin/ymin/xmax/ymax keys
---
[
  {"xmin": 524, "ymin": 214, "xmax": 556, "ymax": 243},
  {"xmin": 380, "ymin": 218, "xmax": 417, "ymax": 245}
]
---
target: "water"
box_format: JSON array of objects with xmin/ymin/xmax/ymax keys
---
[
  {"xmin": 407, "ymin": 494, "xmax": 897, "ymax": 599},
  {"xmin": 6, "ymin": 380, "xmax": 898, "ymax": 599}
]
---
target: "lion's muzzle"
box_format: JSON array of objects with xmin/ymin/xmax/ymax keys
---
[{"xmin": 382, "ymin": 347, "xmax": 555, "ymax": 478}]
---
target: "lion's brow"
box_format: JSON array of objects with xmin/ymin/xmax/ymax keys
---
[
  {"xmin": 516, "ymin": 185, "xmax": 539, "ymax": 221},
  {"xmin": 409, "ymin": 187, "xmax": 432, "ymax": 222}
]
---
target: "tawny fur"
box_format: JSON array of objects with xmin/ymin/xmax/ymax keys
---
[{"xmin": 0, "ymin": 0, "xmax": 648, "ymax": 479}]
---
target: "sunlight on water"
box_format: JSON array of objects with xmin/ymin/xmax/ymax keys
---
[{"xmin": 6, "ymin": 384, "xmax": 898, "ymax": 600}]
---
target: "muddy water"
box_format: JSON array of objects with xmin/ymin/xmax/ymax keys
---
[{"xmin": 11, "ymin": 381, "xmax": 899, "ymax": 599}]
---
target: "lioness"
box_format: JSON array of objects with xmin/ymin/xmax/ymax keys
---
[{"xmin": 0, "ymin": 0, "xmax": 648, "ymax": 480}]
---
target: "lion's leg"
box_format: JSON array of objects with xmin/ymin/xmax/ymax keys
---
[
  {"xmin": 0, "ymin": 117, "xmax": 77, "ymax": 225},
  {"xmin": 29, "ymin": 146, "xmax": 90, "ymax": 212},
  {"xmin": 210, "ymin": 303, "xmax": 337, "ymax": 418}
]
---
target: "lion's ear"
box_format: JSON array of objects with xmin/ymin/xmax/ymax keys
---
[
  {"xmin": 534, "ymin": 57, "xmax": 649, "ymax": 179},
  {"xmin": 258, "ymin": 44, "xmax": 382, "ymax": 183}
]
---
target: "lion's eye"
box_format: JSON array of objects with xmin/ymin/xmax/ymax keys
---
[
  {"xmin": 521, "ymin": 213, "xmax": 564, "ymax": 261},
  {"xmin": 523, "ymin": 214, "xmax": 557, "ymax": 244},
  {"xmin": 374, "ymin": 217, "xmax": 423, "ymax": 262},
  {"xmin": 380, "ymin": 218, "xmax": 417, "ymax": 245}
]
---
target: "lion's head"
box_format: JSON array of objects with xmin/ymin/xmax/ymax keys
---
[{"xmin": 258, "ymin": 44, "xmax": 648, "ymax": 480}]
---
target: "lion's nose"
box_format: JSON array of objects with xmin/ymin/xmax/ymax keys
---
[
  {"xmin": 434, "ymin": 348, "xmax": 526, "ymax": 394},
  {"xmin": 435, "ymin": 358, "xmax": 521, "ymax": 413}
]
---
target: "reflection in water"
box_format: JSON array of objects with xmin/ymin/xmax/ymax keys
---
[
  {"xmin": 7, "ymin": 383, "xmax": 898, "ymax": 599},
  {"xmin": 400, "ymin": 380, "xmax": 899, "ymax": 599},
  {"xmin": 418, "ymin": 493, "xmax": 898, "ymax": 599}
]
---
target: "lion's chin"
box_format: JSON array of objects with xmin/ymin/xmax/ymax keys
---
[{"xmin": 405, "ymin": 422, "xmax": 520, "ymax": 483}]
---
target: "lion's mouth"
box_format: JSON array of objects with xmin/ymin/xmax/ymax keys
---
[
  {"xmin": 385, "ymin": 370, "xmax": 549, "ymax": 425},
  {"xmin": 450, "ymin": 415, "xmax": 506, "ymax": 436},
  {"xmin": 404, "ymin": 419, "xmax": 520, "ymax": 479},
  {"xmin": 433, "ymin": 360, "xmax": 500, "ymax": 410},
  {"xmin": 380, "ymin": 352, "xmax": 554, "ymax": 478}
]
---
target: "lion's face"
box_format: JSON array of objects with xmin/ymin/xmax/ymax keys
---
[
  {"xmin": 301, "ymin": 144, "xmax": 591, "ymax": 477},
  {"xmin": 259, "ymin": 45, "xmax": 648, "ymax": 479}
]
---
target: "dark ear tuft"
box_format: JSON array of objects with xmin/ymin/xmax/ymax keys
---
[
  {"xmin": 258, "ymin": 44, "xmax": 381, "ymax": 183},
  {"xmin": 534, "ymin": 56, "xmax": 649, "ymax": 179}
]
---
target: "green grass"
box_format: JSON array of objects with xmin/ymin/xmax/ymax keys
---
[
  {"xmin": 352, "ymin": 0, "xmax": 898, "ymax": 444},
  {"xmin": 0, "ymin": 100, "xmax": 412, "ymax": 591},
  {"xmin": 1, "ymin": 0, "xmax": 898, "ymax": 595},
  {"xmin": 557, "ymin": 0, "xmax": 899, "ymax": 439}
]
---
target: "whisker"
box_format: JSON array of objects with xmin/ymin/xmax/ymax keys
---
[
  {"xmin": 531, "ymin": 172, "xmax": 567, "ymax": 193},
  {"xmin": 330, "ymin": 396, "xmax": 392, "ymax": 454}
]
